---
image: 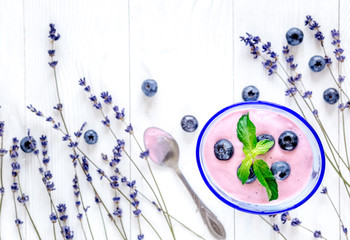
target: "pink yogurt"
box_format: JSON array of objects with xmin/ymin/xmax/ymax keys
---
[{"xmin": 203, "ymin": 108, "xmax": 313, "ymax": 204}]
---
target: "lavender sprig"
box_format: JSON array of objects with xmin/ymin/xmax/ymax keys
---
[
  {"xmin": 71, "ymin": 124, "xmax": 94, "ymax": 240},
  {"xmin": 79, "ymin": 79, "xmax": 176, "ymax": 238},
  {"xmin": 10, "ymin": 138, "xmax": 23, "ymax": 240},
  {"xmin": 279, "ymin": 212, "xmax": 327, "ymax": 240},
  {"xmin": 11, "ymin": 133, "xmax": 42, "ymax": 240},
  {"xmin": 320, "ymin": 186, "xmax": 348, "ymax": 240},
  {"xmin": 57, "ymin": 204, "xmax": 74, "ymax": 239},
  {"xmin": 305, "ymin": 16, "xmax": 349, "ymax": 102},
  {"xmin": 0, "ymin": 121, "xmax": 7, "ymax": 239}
]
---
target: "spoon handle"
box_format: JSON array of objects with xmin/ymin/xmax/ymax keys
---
[{"xmin": 176, "ymin": 171, "xmax": 226, "ymax": 240}]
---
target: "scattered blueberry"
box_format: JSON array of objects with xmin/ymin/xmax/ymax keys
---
[
  {"xmin": 242, "ymin": 85, "xmax": 260, "ymax": 101},
  {"xmin": 278, "ymin": 131, "xmax": 298, "ymax": 151},
  {"xmin": 181, "ymin": 115, "xmax": 198, "ymax": 132},
  {"xmin": 237, "ymin": 163, "xmax": 256, "ymax": 183},
  {"xmin": 141, "ymin": 79, "xmax": 158, "ymax": 97},
  {"xmin": 84, "ymin": 130, "xmax": 98, "ymax": 144},
  {"xmin": 214, "ymin": 139, "xmax": 234, "ymax": 160},
  {"xmin": 286, "ymin": 28, "xmax": 304, "ymax": 46},
  {"xmin": 20, "ymin": 136, "xmax": 36, "ymax": 153},
  {"xmin": 270, "ymin": 161, "xmax": 291, "ymax": 180},
  {"xmin": 308, "ymin": 55, "xmax": 326, "ymax": 72},
  {"xmin": 257, "ymin": 134, "xmax": 275, "ymax": 151},
  {"xmin": 323, "ymin": 88, "xmax": 339, "ymax": 105}
]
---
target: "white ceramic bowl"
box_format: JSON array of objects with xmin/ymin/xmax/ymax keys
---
[{"xmin": 196, "ymin": 101, "xmax": 325, "ymax": 214}]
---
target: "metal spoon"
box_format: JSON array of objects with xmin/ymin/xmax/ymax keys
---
[{"xmin": 144, "ymin": 127, "xmax": 226, "ymax": 240}]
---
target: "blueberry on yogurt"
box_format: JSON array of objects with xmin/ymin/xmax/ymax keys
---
[
  {"xmin": 278, "ymin": 131, "xmax": 298, "ymax": 151},
  {"xmin": 214, "ymin": 139, "xmax": 234, "ymax": 160},
  {"xmin": 237, "ymin": 163, "xmax": 256, "ymax": 183},
  {"xmin": 257, "ymin": 134, "xmax": 275, "ymax": 151},
  {"xmin": 270, "ymin": 161, "xmax": 291, "ymax": 180}
]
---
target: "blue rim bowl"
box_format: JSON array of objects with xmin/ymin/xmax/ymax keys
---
[{"xmin": 196, "ymin": 101, "xmax": 325, "ymax": 215}]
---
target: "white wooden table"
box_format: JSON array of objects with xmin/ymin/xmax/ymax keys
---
[{"xmin": 0, "ymin": 0, "xmax": 349, "ymax": 239}]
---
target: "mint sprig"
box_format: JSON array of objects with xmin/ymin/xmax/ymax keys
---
[{"xmin": 236, "ymin": 113, "xmax": 278, "ymax": 201}]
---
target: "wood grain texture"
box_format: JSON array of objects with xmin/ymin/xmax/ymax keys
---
[{"xmin": 0, "ymin": 0, "xmax": 348, "ymax": 239}]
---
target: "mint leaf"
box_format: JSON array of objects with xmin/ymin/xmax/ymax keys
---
[
  {"xmin": 252, "ymin": 139, "xmax": 274, "ymax": 156},
  {"xmin": 253, "ymin": 159, "xmax": 278, "ymax": 201},
  {"xmin": 236, "ymin": 113, "xmax": 257, "ymax": 154},
  {"xmin": 237, "ymin": 157, "xmax": 252, "ymax": 185}
]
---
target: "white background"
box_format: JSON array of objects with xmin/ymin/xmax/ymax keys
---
[{"xmin": 0, "ymin": 0, "xmax": 349, "ymax": 239}]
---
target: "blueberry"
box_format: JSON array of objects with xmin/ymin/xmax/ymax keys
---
[
  {"xmin": 257, "ymin": 134, "xmax": 275, "ymax": 151},
  {"xmin": 84, "ymin": 130, "xmax": 98, "ymax": 144},
  {"xmin": 242, "ymin": 85, "xmax": 260, "ymax": 101},
  {"xmin": 308, "ymin": 55, "xmax": 326, "ymax": 72},
  {"xmin": 181, "ymin": 115, "xmax": 198, "ymax": 132},
  {"xmin": 237, "ymin": 163, "xmax": 256, "ymax": 183},
  {"xmin": 286, "ymin": 28, "xmax": 304, "ymax": 46},
  {"xmin": 323, "ymin": 88, "xmax": 339, "ymax": 104},
  {"xmin": 141, "ymin": 79, "xmax": 158, "ymax": 97},
  {"xmin": 278, "ymin": 131, "xmax": 298, "ymax": 151},
  {"xmin": 270, "ymin": 161, "xmax": 291, "ymax": 180},
  {"xmin": 20, "ymin": 136, "xmax": 36, "ymax": 153},
  {"xmin": 214, "ymin": 139, "xmax": 234, "ymax": 160}
]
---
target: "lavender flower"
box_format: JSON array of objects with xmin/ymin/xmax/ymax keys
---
[
  {"xmin": 15, "ymin": 219, "xmax": 23, "ymax": 226},
  {"xmin": 282, "ymin": 45, "xmax": 289, "ymax": 55},
  {"xmin": 88, "ymin": 95, "xmax": 102, "ymax": 110},
  {"xmin": 139, "ymin": 150, "xmax": 149, "ymax": 159},
  {"xmin": 54, "ymin": 103, "xmax": 63, "ymax": 111},
  {"xmin": 303, "ymin": 91, "xmax": 313, "ymax": 98},
  {"xmin": 263, "ymin": 59, "xmax": 277, "ymax": 75},
  {"xmin": 62, "ymin": 226, "xmax": 74, "ymax": 239},
  {"xmin": 0, "ymin": 121, "xmax": 5, "ymax": 137},
  {"xmin": 48, "ymin": 23, "xmax": 60, "ymax": 41},
  {"xmin": 48, "ymin": 50, "xmax": 55, "ymax": 57},
  {"xmin": 102, "ymin": 116, "xmax": 110, "ymax": 127},
  {"xmin": 305, "ymin": 15, "xmax": 324, "ymax": 44},
  {"xmin": 17, "ymin": 193, "xmax": 29, "ymax": 205},
  {"xmin": 138, "ymin": 234, "xmax": 144, "ymax": 240},
  {"xmin": 113, "ymin": 208, "xmax": 123, "ymax": 218},
  {"xmin": 133, "ymin": 209, "xmax": 142, "ymax": 217},
  {"xmin": 113, "ymin": 106, "xmax": 125, "ymax": 120},
  {"xmin": 49, "ymin": 61, "xmax": 58, "ymax": 68},
  {"xmin": 11, "ymin": 182, "xmax": 19, "ymax": 192},
  {"xmin": 97, "ymin": 169, "xmax": 105, "ymax": 180},
  {"xmin": 342, "ymin": 225, "xmax": 348, "ymax": 235},
  {"xmin": 285, "ymin": 87, "xmax": 297, "ymax": 97},
  {"xmin": 281, "ymin": 212, "xmax": 290, "ymax": 224},
  {"xmin": 240, "ymin": 33, "xmax": 261, "ymax": 59},
  {"xmin": 321, "ymin": 186, "xmax": 327, "ymax": 194},
  {"xmin": 291, "ymin": 218, "xmax": 301, "ymax": 226},
  {"xmin": 125, "ymin": 124, "xmax": 133, "ymax": 134},
  {"xmin": 272, "ymin": 224, "xmax": 280, "ymax": 232},
  {"xmin": 57, "ymin": 203, "xmax": 68, "ymax": 222},
  {"xmin": 100, "ymin": 92, "xmax": 112, "ymax": 105},
  {"xmin": 324, "ymin": 55, "xmax": 332, "ymax": 66},
  {"xmin": 338, "ymin": 75, "xmax": 345, "ymax": 83},
  {"xmin": 101, "ymin": 153, "xmax": 108, "ymax": 161},
  {"xmin": 331, "ymin": 29, "xmax": 346, "ymax": 63},
  {"xmin": 49, "ymin": 213, "xmax": 57, "ymax": 223},
  {"xmin": 314, "ymin": 230, "xmax": 322, "ymax": 238}
]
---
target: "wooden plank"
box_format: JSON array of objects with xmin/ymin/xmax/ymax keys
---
[
  {"xmin": 233, "ymin": 0, "xmax": 341, "ymax": 239},
  {"xmin": 22, "ymin": 0, "xmax": 130, "ymax": 239},
  {"xmin": 339, "ymin": 0, "xmax": 350, "ymax": 239},
  {"xmin": 0, "ymin": 0, "xmax": 26, "ymax": 238},
  {"xmin": 129, "ymin": 0, "xmax": 234, "ymax": 239}
]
